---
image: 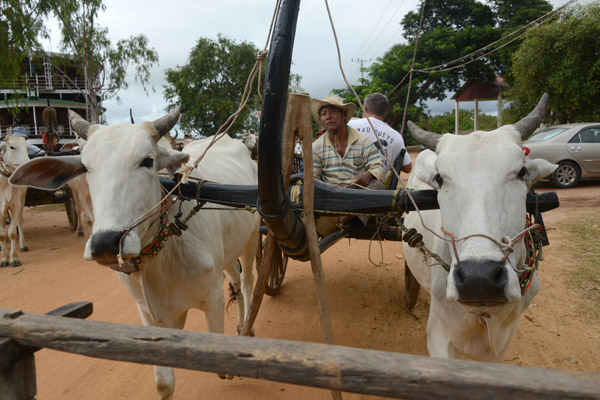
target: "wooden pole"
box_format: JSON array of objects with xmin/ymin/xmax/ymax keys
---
[
  {"xmin": 295, "ymin": 93, "xmax": 342, "ymax": 400},
  {"xmin": 2, "ymin": 307, "xmax": 599, "ymax": 400},
  {"xmin": 241, "ymin": 93, "xmax": 308, "ymax": 337}
]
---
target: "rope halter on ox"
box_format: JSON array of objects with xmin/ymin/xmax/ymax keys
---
[{"xmin": 440, "ymin": 218, "xmax": 543, "ymax": 296}]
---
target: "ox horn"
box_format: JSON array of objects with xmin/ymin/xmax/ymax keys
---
[
  {"xmin": 152, "ymin": 106, "xmax": 181, "ymax": 137},
  {"xmin": 512, "ymin": 93, "xmax": 549, "ymax": 140},
  {"xmin": 407, "ymin": 121, "xmax": 441, "ymax": 151},
  {"xmin": 68, "ymin": 110, "xmax": 93, "ymax": 140}
]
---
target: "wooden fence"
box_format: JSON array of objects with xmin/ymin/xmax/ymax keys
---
[{"xmin": 1, "ymin": 303, "xmax": 599, "ymax": 400}]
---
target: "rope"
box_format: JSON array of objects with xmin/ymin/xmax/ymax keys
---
[{"xmin": 115, "ymin": 1, "xmax": 282, "ymax": 267}]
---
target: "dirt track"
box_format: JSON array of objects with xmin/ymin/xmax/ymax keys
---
[{"xmin": 1, "ymin": 174, "xmax": 599, "ymax": 399}]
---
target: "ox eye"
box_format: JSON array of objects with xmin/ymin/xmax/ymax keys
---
[
  {"xmin": 433, "ymin": 173, "xmax": 443, "ymax": 187},
  {"xmin": 517, "ymin": 166, "xmax": 528, "ymax": 180},
  {"xmin": 9, "ymin": 146, "xmax": 15, "ymax": 150},
  {"xmin": 140, "ymin": 157, "xmax": 154, "ymax": 168}
]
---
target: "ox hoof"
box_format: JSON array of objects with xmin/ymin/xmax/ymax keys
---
[
  {"xmin": 1, "ymin": 261, "xmax": 9, "ymax": 268},
  {"xmin": 217, "ymin": 373, "xmax": 234, "ymax": 380},
  {"xmin": 78, "ymin": 231, "xmax": 84, "ymax": 237},
  {"xmin": 20, "ymin": 246, "xmax": 29, "ymax": 252},
  {"xmin": 10, "ymin": 260, "xmax": 21, "ymax": 267}
]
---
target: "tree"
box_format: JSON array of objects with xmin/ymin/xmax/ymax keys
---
[
  {"xmin": 49, "ymin": 0, "xmax": 158, "ymax": 122},
  {"xmin": 0, "ymin": 0, "xmax": 50, "ymax": 101},
  {"xmin": 334, "ymin": 0, "xmax": 552, "ymax": 138},
  {"xmin": 164, "ymin": 35, "xmax": 265, "ymax": 137},
  {"xmin": 506, "ymin": 3, "xmax": 600, "ymax": 124}
]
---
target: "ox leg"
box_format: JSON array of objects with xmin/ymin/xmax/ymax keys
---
[
  {"xmin": 426, "ymin": 311, "xmax": 460, "ymax": 359},
  {"xmin": 203, "ymin": 277, "xmax": 230, "ymax": 379},
  {"xmin": 8, "ymin": 199, "xmax": 25, "ymax": 267},
  {"xmin": 137, "ymin": 306, "xmax": 187, "ymax": 400},
  {"xmin": 233, "ymin": 232, "xmax": 258, "ymax": 332},
  {"xmin": 17, "ymin": 223, "xmax": 28, "ymax": 252},
  {"xmin": 0, "ymin": 212, "xmax": 7, "ymax": 268}
]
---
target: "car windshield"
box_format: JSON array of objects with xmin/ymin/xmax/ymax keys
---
[{"xmin": 528, "ymin": 127, "xmax": 569, "ymax": 141}]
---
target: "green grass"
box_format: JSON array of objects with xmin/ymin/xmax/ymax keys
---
[{"xmin": 562, "ymin": 215, "xmax": 600, "ymax": 323}]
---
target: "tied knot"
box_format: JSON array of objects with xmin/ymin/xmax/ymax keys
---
[
  {"xmin": 500, "ymin": 236, "xmax": 513, "ymax": 253},
  {"xmin": 256, "ymin": 50, "xmax": 268, "ymax": 61},
  {"xmin": 179, "ymin": 163, "xmax": 195, "ymax": 184}
]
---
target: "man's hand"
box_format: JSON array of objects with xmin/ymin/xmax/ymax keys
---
[{"xmin": 351, "ymin": 171, "xmax": 375, "ymax": 188}]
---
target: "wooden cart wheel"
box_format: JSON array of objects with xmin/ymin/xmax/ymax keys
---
[
  {"xmin": 257, "ymin": 229, "xmax": 288, "ymax": 296},
  {"xmin": 265, "ymin": 239, "xmax": 288, "ymax": 296},
  {"xmin": 65, "ymin": 195, "xmax": 78, "ymax": 232}
]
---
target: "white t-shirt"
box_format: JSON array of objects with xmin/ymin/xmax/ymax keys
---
[{"xmin": 348, "ymin": 117, "xmax": 411, "ymax": 173}]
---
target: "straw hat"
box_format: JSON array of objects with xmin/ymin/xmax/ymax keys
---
[{"xmin": 311, "ymin": 94, "xmax": 356, "ymax": 125}]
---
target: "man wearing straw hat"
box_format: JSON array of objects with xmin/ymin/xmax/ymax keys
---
[{"xmin": 311, "ymin": 94, "xmax": 384, "ymax": 230}]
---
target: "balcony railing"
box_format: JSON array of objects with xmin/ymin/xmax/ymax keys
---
[{"xmin": 0, "ymin": 74, "xmax": 87, "ymax": 91}]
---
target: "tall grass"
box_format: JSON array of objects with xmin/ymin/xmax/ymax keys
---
[{"xmin": 562, "ymin": 215, "xmax": 600, "ymax": 323}]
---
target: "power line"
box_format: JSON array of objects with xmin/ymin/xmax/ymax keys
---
[
  {"xmin": 352, "ymin": 0, "xmax": 394, "ymax": 59},
  {"xmin": 360, "ymin": 0, "xmax": 407, "ymax": 57}
]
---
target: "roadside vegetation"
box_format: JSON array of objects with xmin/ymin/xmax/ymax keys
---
[{"xmin": 563, "ymin": 214, "xmax": 600, "ymax": 323}]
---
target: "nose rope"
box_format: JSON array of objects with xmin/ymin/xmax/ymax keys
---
[
  {"xmin": 116, "ymin": 187, "xmax": 175, "ymax": 268},
  {"xmin": 440, "ymin": 223, "xmax": 540, "ymax": 269}
]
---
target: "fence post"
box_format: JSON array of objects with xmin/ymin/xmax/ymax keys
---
[{"xmin": 0, "ymin": 302, "xmax": 93, "ymax": 400}]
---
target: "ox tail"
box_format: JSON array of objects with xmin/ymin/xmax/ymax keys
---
[{"xmin": 226, "ymin": 260, "xmax": 243, "ymax": 311}]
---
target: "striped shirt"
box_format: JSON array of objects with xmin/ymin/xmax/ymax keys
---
[{"xmin": 313, "ymin": 126, "xmax": 384, "ymax": 187}]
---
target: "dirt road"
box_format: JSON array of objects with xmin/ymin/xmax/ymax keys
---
[{"xmin": 1, "ymin": 176, "xmax": 599, "ymax": 399}]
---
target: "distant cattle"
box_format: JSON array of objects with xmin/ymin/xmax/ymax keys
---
[
  {"xmin": 403, "ymin": 94, "xmax": 556, "ymax": 362},
  {"xmin": 241, "ymin": 130, "xmax": 257, "ymax": 160},
  {"xmin": 11, "ymin": 108, "xmax": 261, "ymax": 399},
  {"xmin": 0, "ymin": 135, "xmax": 30, "ymax": 266}
]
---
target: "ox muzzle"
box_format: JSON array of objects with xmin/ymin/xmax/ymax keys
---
[
  {"xmin": 86, "ymin": 230, "xmax": 141, "ymax": 265},
  {"xmin": 453, "ymin": 259, "xmax": 509, "ymax": 305}
]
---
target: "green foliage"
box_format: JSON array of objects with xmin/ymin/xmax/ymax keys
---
[
  {"xmin": 333, "ymin": 0, "xmax": 552, "ymax": 136},
  {"xmin": 49, "ymin": 0, "xmax": 158, "ymax": 122},
  {"xmin": 506, "ymin": 3, "xmax": 600, "ymax": 124},
  {"xmin": 0, "ymin": 0, "xmax": 50, "ymax": 106},
  {"xmin": 419, "ymin": 109, "xmax": 497, "ymax": 135},
  {"xmin": 164, "ymin": 35, "xmax": 264, "ymax": 137}
]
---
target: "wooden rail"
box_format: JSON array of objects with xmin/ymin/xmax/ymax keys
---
[{"xmin": 1, "ymin": 305, "xmax": 599, "ymax": 400}]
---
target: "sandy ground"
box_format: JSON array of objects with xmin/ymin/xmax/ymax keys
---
[{"xmin": 1, "ymin": 166, "xmax": 599, "ymax": 399}]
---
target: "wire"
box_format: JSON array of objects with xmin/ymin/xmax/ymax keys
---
[
  {"xmin": 360, "ymin": 0, "xmax": 407, "ymax": 57},
  {"xmin": 352, "ymin": 0, "xmax": 394, "ymax": 59}
]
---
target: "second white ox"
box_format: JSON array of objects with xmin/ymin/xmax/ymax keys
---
[
  {"xmin": 10, "ymin": 108, "xmax": 261, "ymax": 399},
  {"xmin": 403, "ymin": 94, "xmax": 556, "ymax": 362},
  {"xmin": 0, "ymin": 135, "xmax": 30, "ymax": 266}
]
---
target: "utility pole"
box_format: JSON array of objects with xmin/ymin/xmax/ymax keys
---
[{"xmin": 351, "ymin": 58, "xmax": 371, "ymax": 81}]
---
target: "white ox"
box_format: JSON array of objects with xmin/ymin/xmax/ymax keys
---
[
  {"xmin": 10, "ymin": 108, "xmax": 261, "ymax": 399},
  {"xmin": 402, "ymin": 94, "xmax": 557, "ymax": 362},
  {"xmin": 0, "ymin": 135, "xmax": 30, "ymax": 267}
]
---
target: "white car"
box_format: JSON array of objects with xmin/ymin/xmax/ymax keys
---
[{"xmin": 523, "ymin": 123, "xmax": 600, "ymax": 188}]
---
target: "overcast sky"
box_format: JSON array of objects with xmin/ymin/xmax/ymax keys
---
[{"xmin": 44, "ymin": 0, "xmax": 574, "ymax": 130}]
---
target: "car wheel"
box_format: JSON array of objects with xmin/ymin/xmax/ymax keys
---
[{"xmin": 550, "ymin": 160, "xmax": 580, "ymax": 188}]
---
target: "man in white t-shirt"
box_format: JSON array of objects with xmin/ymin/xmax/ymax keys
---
[{"xmin": 348, "ymin": 92, "xmax": 412, "ymax": 175}]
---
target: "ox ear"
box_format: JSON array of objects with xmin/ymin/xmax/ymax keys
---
[
  {"xmin": 9, "ymin": 156, "xmax": 86, "ymax": 190},
  {"xmin": 412, "ymin": 149, "xmax": 441, "ymax": 189},
  {"xmin": 524, "ymin": 158, "xmax": 558, "ymax": 187},
  {"xmin": 156, "ymin": 147, "xmax": 190, "ymax": 176}
]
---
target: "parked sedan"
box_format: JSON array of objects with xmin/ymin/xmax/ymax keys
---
[{"xmin": 523, "ymin": 123, "xmax": 600, "ymax": 188}]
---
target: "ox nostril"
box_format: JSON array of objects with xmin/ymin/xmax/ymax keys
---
[{"xmin": 494, "ymin": 264, "xmax": 508, "ymax": 286}]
